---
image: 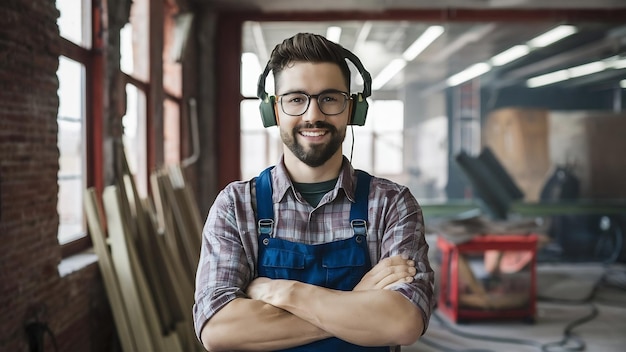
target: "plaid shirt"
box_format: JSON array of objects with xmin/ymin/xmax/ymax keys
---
[{"xmin": 193, "ymin": 156, "xmax": 435, "ymax": 349}]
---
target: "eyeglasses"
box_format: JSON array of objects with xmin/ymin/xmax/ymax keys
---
[{"xmin": 277, "ymin": 91, "xmax": 350, "ymax": 116}]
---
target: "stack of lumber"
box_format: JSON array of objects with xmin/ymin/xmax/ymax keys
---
[{"xmin": 83, "ymin": 142, "xmax": 204, "ymax": 352}]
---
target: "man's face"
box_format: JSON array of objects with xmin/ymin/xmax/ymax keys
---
[{"xmin": 275, "ymin": 62, "xmax": 350, "ymax": 168}]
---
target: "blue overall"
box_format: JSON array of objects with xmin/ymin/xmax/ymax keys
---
[{"xmin": 255, "ymin": 167, "xmax": 388, "ymax": 352}]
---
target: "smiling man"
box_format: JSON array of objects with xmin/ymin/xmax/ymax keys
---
[{"xmin": 193, "ymin": 33, "xmax": 434, "ymax": 352}]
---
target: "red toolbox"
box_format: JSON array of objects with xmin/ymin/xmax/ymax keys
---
[{"xmin": 437, "ymin": 234, "xmax": 538, "ymax": 323}]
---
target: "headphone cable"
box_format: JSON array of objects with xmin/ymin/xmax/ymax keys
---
[{"xmin": 350, "ymin": 125, "xmax": 356, "ymax": 164}]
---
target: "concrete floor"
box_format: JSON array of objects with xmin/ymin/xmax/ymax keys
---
[{"xmin": 406, "ymin": 263, "xmax": 626, "ymax": 352}]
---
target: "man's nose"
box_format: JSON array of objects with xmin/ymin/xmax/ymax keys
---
[{"xmin": 302, "ymin": 98, "xmax": 326, "ymax": 123}]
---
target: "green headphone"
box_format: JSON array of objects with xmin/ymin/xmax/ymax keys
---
[{"xmin": 256, "ymin": 48, "xmax": 372, "ymax": 128}]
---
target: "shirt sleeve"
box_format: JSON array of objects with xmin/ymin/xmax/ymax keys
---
[
  {"xmin": 377, "ymin": 184, "xmax": 435, "ymax": 334},
  {"xmin": 192, "ymin": 184, "xmax": 255, "ymax": 340}
]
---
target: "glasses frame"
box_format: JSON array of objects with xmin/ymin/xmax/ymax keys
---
[{"xmin": 277, "ymin": 90, "xmax": 351, "ymax": 117}]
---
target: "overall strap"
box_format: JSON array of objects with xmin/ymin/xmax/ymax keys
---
[
  {"xmin": 350, "ymin": 170, "xmax": 371, "ymax": 222},
  {"xmin": 350, "ymin": 170, "xmax": 371, "ymax": 236},
  {"xmin": 255, "ymin": 166, "xmax": 275, "ymax": 235}
]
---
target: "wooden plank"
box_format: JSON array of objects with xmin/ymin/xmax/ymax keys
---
[
  {"xmin": 83, "ymin": 189, "xmax": 137, "ymax": 352},
  {"xmin": 161, "ymin": 169, "xmax": 200, "ymax": 276},
  {"xmin": 155, "ymin": 172, "xmax": 195, "ymax": 284},
  {"xmin": 169, "ymin": 165, "xmax": 203, "ymax": 245},
  {"xmin": 150, "ymin": 171, "xmax": 167, "ymax": 234},
  {"xmin": 102, "ymin": 186, "xmax": 155, "ymax": 351},
  {"xmin": 147, "ymin": 179, "xmax": 203, "ymax": 351},
  {"xmin": 147, "ymin": 178, "xmax": 204, "ymax": 351},
  {"xmin": 108, "ymin": 185, "xmax": 184, "ymax": 352},
  {"xmin": 123, "ymin": 174, "xmax": 174, "ymax": 332}
]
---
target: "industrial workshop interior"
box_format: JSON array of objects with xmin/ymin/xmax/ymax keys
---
[{"xmin": 3, "ymin": 0, "xmax": 626, "ymax": 351}]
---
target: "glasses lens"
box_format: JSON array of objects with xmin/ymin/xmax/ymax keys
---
[
  {"xmin": 318, "ymin": 92, "xmax": 348, "ymax": 115},
  {"xmin": 280, "ymin": 93, "xmax": 309, "ymax": 116}
]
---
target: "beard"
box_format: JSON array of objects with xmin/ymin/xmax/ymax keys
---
[{"xmin": 281, "ymin": 121, "xmax": 346, "ymax": 167}]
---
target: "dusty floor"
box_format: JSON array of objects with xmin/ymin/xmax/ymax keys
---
[{"xmin": 406, "ymin": 263, "xmax": 626, "ymax": 352}]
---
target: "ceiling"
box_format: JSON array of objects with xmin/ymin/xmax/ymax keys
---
[{"xmin": 197, "ymin": 0, "xmax": 626, "ymax": 101}]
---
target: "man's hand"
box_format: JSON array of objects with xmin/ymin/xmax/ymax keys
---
[
  {"xmin": 354, "ymin": 254, "xmax": 416, "ymax": 291},
  {"xmin": 246, "ymin": 277, "xmax": 275, "ymax": 301}
]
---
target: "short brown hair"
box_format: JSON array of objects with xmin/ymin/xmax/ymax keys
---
[{"xmin": 268, "ymin": 33, "xmax": 351, "ymax": 92}]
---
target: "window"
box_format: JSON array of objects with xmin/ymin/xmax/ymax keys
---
[
  {"xmin": 120, "ymin": 8, "xmax": 149, "ymax": 197},
  {"xmin": 56, "ymin": 0, "xmax": 91, "ymax": 247},
  {"xmin": 121, "ymin": 0, "xmax": 184, "ymax": 196},
  {"xmin": 57, "ymin": 57, "xmax": 87, "ymax": 244},
  {"xmin": 349, "ymin": 100, "xmax": 404, "ymax": 177},
  {"xmin": 121, "ymin": 83, "xmax": 148, "ymax": 196}
]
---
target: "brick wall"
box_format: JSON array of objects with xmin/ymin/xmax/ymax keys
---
[{"xmin": 0, "ymin": 1, "xmax": 115, "ymax": 351}]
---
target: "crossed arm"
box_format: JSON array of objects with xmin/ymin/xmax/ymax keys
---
[{"xmin": 200, "ymin": 255, "xmax": 424, "ymax": 352}]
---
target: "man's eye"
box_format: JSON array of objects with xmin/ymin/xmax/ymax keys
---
[
  {"xmin": 320, "ymin": 95, "xmax": 338, "ymax": 103},
  {"xmin": 287, "ymin": 96, "xmax": 305, "ymax": 104}
]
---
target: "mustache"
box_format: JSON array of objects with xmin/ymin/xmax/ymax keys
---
[{"xmin": 295, "ymin": 121, "xmax": 337, "ymax": 131}]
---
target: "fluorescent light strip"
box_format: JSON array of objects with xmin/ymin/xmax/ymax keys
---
[
  {"xmin": 326, "ymin": 26, "xmax": 342, "ymax": 43},
  {"xmin": 446, "ymin": 25, "xmax": 579, "ymax": 87},
  {"xmin": 526, "ymin": 69, "xmax": 569, "ymax": 88},
  {"xmin": 353, "ymin": 21, "xmax": 372, "ymax": 52},
  {"xmin": 607, "ymin": 56, "xmax": 626, "ymax": 69},
  {"xmin": 372, "ymin": 26, "xmax": 444, "ymax": 91},
  {"xmin": 490, "ymin": 45, "xmax": 530, "ymax": 67},
  {"xmin": 568, "ymin": 61, "xmax": 606, "ymax": 78},
  {"xmin": 402, "ymin": 26, "xmax": 444, "ymax": 61},
  {"xmin": 446, "ymin": 63, "xmax": 491, "ymax": 87},
  {"xmin": 526, "ymin": 57, "xmax": 616, "ymax": 88},
  {"xmin": 488, "ymin": 25, "xmax": 578, "ymax": 68},
  {"xmin": 372, "ymin": 59, "xmax": 407, "ymax": 90},
  {"xmin": 527, "ymin": 25, "xmax": 577, "ymax": 48}
]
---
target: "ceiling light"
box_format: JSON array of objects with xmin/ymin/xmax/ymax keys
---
[
  {"xmin": 607, "ymin": 56, "xmax": 626, "ymax": 69},
  {"xmin": 568, "ymin": 61, "xmax": 606, "ymax": 78},
  {"xmin": 527, "ymin": 25, "xmax": 577, "ymax": 48},
  {"xmin": 526, "ymin": 57, "xmax": 618, "ymax": 88},
  {"xmin": 326, "ymin": 26, "xmax": 342, "ymax": 43},
  {"xmin": 402, "ymin": 26, "xmax": 444, "ymax": 61},
  {"xmin": 526, "ymin": 69, "xmax": 569, "ymax": 88},
  {"xmin": 621, "ymin": 80, "xmax": 626, "ymax": 89},
  {"xmin": 372, "ymin": 59, "xmax": 407, "ymax": 90},
  {"xmin": 446, "ymin": 63, "xmax": 491, "ymax": 87},
  {"xmin": 490, "ymin": 45, "xmax": 530, "ymax": 66}
]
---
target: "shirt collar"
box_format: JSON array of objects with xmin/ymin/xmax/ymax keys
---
[{"xmin": 272, "ymin": 155, "xmax": 358, "ymax": 204}]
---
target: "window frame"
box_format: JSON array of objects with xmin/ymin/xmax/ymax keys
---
[{"xmin": 57, "ymin": 1, "xmax": 104, "ymax": 257}]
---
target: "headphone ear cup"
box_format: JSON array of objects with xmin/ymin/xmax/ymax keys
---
[
  {"xmin": 350, "ymin": 93, "xmax": 368, "ymax": 126},
  {"xmin": 259, "ymin": 95, "xmax": 277, "ymax": 127}
]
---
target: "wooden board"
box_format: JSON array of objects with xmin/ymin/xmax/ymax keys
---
[
  {"xmin": 83, "ymin": 189, "xmax": 137, "ymax": 352},
  {"xmin": 103, "ymin": 186, "xmax": 159, "ymax": 351}
]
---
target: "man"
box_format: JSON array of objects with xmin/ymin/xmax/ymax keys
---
[{"xmin": 193, "ymin": 32, "xmax": 434, "ymax": 352}]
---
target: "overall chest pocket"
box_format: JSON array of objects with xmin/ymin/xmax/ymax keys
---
[
  {"xmin": 322, "ymin": 245, "xmax": 368, "ymax": 291},
  {"xmin": 259, "ymin": 248, "xmax": 308, "ymax": 283}
]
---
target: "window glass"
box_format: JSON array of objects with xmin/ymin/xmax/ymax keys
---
[
  {"xmin": 57, "ymin": 56, "xmax": 86, "ymax": 245},
  {"xmin": 241, "ymin": 52, "xmax": 265, "ymax": 98},
  {"xmin": 120, "ymin": 23, "xmax": 134, "ymax": 75},
  {"xmin": 371, "ymin": 100, "xmax": 404, "ymax": 175},
  {"xmin": 240, "ymin": 100, "xmax": 281, "ymax": 180},
  {"xmin": 122, "ymin": 84, "xmax": 148, "ymax": 197},
  {"xmin": 56, "ymin": 0, "xmax": 91, "ymax": 48}
]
